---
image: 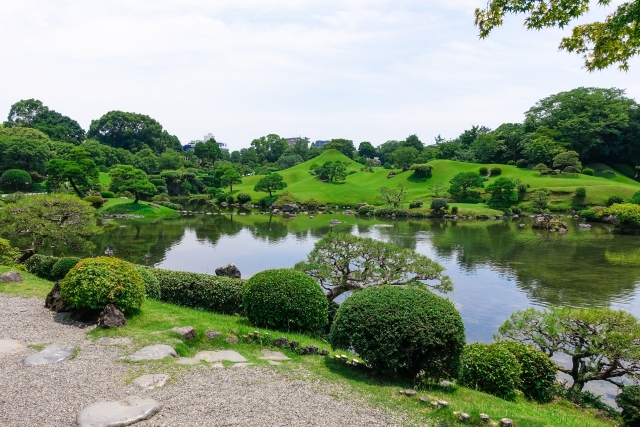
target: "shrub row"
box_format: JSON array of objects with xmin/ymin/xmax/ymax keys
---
[{"xmin": 155, "ymin": 201, "xmax": 183, "ymax": 210}]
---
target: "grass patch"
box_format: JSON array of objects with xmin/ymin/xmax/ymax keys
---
[
  {"xmin": 99, "ymin": 172, "xmax": 111, "ymax": 186},
  {"xmin": 98, "ymin": 198, "xmax": 179, "ymax": 220},
  {"xmin": 27, "ymin": 343, "xmax": 51, "ymax": 351},
  {"xmin": 0, "ymin": 266, "xmax": 53, "ymax": 298}
]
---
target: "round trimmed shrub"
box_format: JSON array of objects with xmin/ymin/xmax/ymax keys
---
[
  {"xmin": 507, "ymin": 160, "xmax": 516, "ymax": 165},
  {"xmin": 243, "ymin": 269, "xmax": 327, "ymax": 333},
  {"xmin": 479, "ymin": 167, "xmax": 488, "ymax": 176},
  {"xmin": 430, "ymin": 198, "xmax": 449, "ymax": 211},
  {"xmin": 459, "ymin": 343, "xmax": 522, "ymax": 399},
  {"xmin": 60, "ymin": 257, "xmax": 145, "ymax": 312},
  {"xmin": 25, "ymin": 254, "xmax": 59, "ymax": 280},
  {"xmin": 606, "ymin": 195, "xmax": 625, "ymax": 206},
  {"xmin": 82, "ymin": 195, "xmax": 104, "ymax": 208},
  {"xmin": 494, "ymin": 341, "xmax": 557, "ymax": 403},
  {"xmin": 574, "ymin": 187, "xmax": 587, "ymax": 198},
  {"xmin": 50, "ymin": 257, "xmax": 82, "ymax": 281},
  {"xmin": 100, "ymin": 191, "xmax": 115, "ymax": 199},
  {"xmin": 516, "ymin": 159, "xmax": 527, "ymax": 168},
  {"xmin": 1, "ymin": 169, "xmax": 31, "ymax": 190},
  {"xmin": 134, "ymin": 265, "xmax": 161, "ymax": 300},
  {"xmin": 490, "ymin": 167, "xmax": 502, "ymax": 176},
  {"xmin": 631, "ymin": 191, "xmax": 640, "ymax": 205},
  {"xmin": 451, "ymin": 206, "xmax": 459, "ymax": 215},
  {"xmin": 330, "ymin": 286, "xmax": 466, "ymax": 379},
  {"xmin": 383, "ymin": 162, "xmax": 392, "ymax": 169},
  {"xmin": 582, "ymin": 167, "xmax": 595, "ymax": 176},
  {"xmin": 617, "ymin": 385, "xmax": 640, "ymax": 426},
  {"xmin": 237, "ymin": 193, "xmax": 251, "ymax": 203}
]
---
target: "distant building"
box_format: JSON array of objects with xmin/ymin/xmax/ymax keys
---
[
  {"xmin": 315, "ymin": 140, "xmax": 330, "ymax": 149},
  {"xmin": 183, "ymin": 133, "xmax": 229, "ymax": 151},
  {"xmin": 286, "ymin": 136, "xmax": 309, "ymax": 147}
]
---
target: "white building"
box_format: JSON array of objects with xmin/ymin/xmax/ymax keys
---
[{"xmin": 184, "ymin": 133, "xmax": 229, "ymax": 151}]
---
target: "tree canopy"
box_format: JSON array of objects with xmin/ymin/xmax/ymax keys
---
[
  {"xmin": 4, "ymin": 99, "xmax": 85, "ymax": 144},
  {"xmin": 254, "ymin": 173, "xmax": 287, "ymax": 197},
  {"xmin": 358, "ymin": 141, "xmax": 377, "ymax": 158},
  {"xmin": 194, "ymin": 138, "xmax": 222, "ymax": 164},
  {"xmin": 448, "ymin": 172, "xmax": 485, "ymax": 203},
  {"xmin": 317, "ymin": 161, "xmax": 347, "ymax": 182},
  {"xmin": 46, "ymin": 147, "xmax": 99, "ymax": 197},
  {"xmin": 322, "ymin": 139, "xmax": 356, "ymax": 158},
  {"xmin": 109, "ymin": 165, "xmax": 156, "ymax": 203},
  {"xmin": 0, "ymin": 129, "xmax": 52, "ymax": 175},
  {"xmin": 250, "ymin": 134, "xmax": 288, "ymax": 163},
  {"xmin": 475, "ymin": 0, "xmax": 640, "ymax": 71}
]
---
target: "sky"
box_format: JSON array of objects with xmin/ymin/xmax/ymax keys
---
[{"xmin": 1, "ymin": 0, "xmax": 638, "ymax": 151}]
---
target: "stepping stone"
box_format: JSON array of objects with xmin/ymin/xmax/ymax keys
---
[
  {"xmin": 175, "ymin": 358, "xmax": 200, "ymax": 365},
  {"xmin": 127, "ymin": 345, "xmax": 177, "ymax": 361},
  {"xmin": 133, "ymin": 374, "xmax": 169, "ymax": 390},
  {"xmin": 225, "ymin": 336, "xmax": 238, "ymax": 344},
  {"xmin": 170, "ymin": 326, "xmax": 195, "ymax": 340},
  {"xmin": 193, "ymin": 350, "xmax": 247, "ymax": 363},
  {"xmin": 0, "ymin": 339, "xmax": 24, "ymax": 355},
  {"xmin": 97, "ymin": 337, "xmax": 132, "ymax": 346},
  {"xmin": 77, "ymin": 396, "xmax": 161, "ymax": 427},
  {"xmin": 23, "ymin": 343, "xmax": 75, "ymax": 366},
  {"xmin": 206, "ymin": 330, "xmax": 221, "ymax": 340},
  {"xmin": 258, "ymin": 350, "xmax": 290, "ymax": 361},
  {"xmin": 230, "ymin": 362, "xmax": 253, "ymax": 368}
]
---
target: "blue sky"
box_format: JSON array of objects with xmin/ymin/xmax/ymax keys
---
[{"xmin": 1, "ymin": 0, "xmax": 638, "ymax": 151}]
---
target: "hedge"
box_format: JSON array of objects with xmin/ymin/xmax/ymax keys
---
[
  {"xmin": 25, "ymin": 254, "xmax": 60, "ymax": 280},
  {"xmin": 50, "ymin": 257, "xmax": 82, "ymax": 281}
]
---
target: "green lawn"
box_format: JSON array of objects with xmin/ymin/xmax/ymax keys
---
[
  {"xmin": 98, "ymin": 198, "xmax": 179, "ymax": 220},
  {"xmin": 233, "ymin": 150, "xmax": 640, "ymax": 208},
  {"xmin": 0, "ymin": 265, "xmax": 616, "ymax": 427},
  {"xmin": 98, "ymin": 172, "xmax": 111, "ymax": 186}
]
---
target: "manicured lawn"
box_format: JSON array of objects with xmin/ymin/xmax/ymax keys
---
[
  {"xmin": 98, "ymin": 198, "xmax": 179, "ymax": 219},
  {"xmin": 98, "ymin": 172, "xmax": 111, "ymax": 186},
  {"xmin": 0, "ymin": 265, "xmax": 616, "ymax": 427}
]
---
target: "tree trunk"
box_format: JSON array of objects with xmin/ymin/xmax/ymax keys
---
[
  {"xmin": 68, "ymin": 178, "xmax": 83, "ymax": 197},
  {"xmin": 17, "ymin": 248, "xmax": 37, "ymax": 263},
  {"xmin": 326, "ymin": 286, "xmax": 346, "ymax": 302},
  {"xmin": 133, "ymin": 191, "xmax": 139, "ymax": 203}
]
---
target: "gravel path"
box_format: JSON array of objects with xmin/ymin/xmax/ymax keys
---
[{"xmin": 0, "ymin": 294, "xmax": 405, "ymax": 427}]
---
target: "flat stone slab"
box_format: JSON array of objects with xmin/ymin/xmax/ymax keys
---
[
  {"xmin": 132, "ymin": 374, "xmax": 169, "ymax": 390},
  {"xmin": 127, "ymin": 345, "xmax": 177, "ymax": 361},
  {"xmin": 97, "ymin": 337, "xmax": 132, "ymax": 346},
  {"xmin": 231, "ymin": 362, "xmax": 253, "ymax": 368},
  {"xmin": 175, "ymin": 357, "xmax": 200, "ymax": 365},
  {"xmin": 77, "ymin": 396, "xmax": 162, "ymax": 427},
  {"xmin": 23, "ymin": 343, "xmax": 75, "ymax": 366},
  {"xmin": 258, "ymin": 350, "xmax": 290, "ymax": 361},
  {"xmin": 193, "ymin": 350, "xmax": 247, "ymax": 363},
  {"xmin": 0, "ymin": 339, "xmax": 24, "ymax": 355}
]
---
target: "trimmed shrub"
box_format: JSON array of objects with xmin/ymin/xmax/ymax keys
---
[
  {"xmin": 82, "ymin": 196, "xmax": 104, "ymax": 208},
  {"xmin": 494, "ymin": 341, "xmax": 557, "ymax": 403},
  {"xmin": 430, "ymin": 198, "xmax": 449, "ymax": 211},
  {"xmin": 617, "ymin": 385, "xmax": 640, "ymax": 426},
  {"xmin": 150, "ymin": 179, "xmax": 165, "ymax": 187},
  {"xmin": 606, "ymin": 195, "xmax": 625, "ymax": 206},
  {"xmin": 517, "ymin": 184, "xmax": 527, "ymax": 194},
  {"xmin": 479, "ymin": 167, "xmax": 488, "ymax": 176},
  {"xmin": 325, "ymin": 300, "xmax": 340, "ymax": 336},
  {"xmin": 409, "ymin": 200, "xmax": 424, "ymax": 209},
  {"xmin": 243, "ymin": 269, "xmax": 327, "ymax": 333},
  {"xmin": 0, "ymin": 169, "xmax": 31, "ymax": 190},
  {"xmin": 516, "ymin": 159, "xmax": 527, "ymax": 168},
  {"xmin": 50, "ymin": 257, "xmax": 82, "ymax": 281},
  {"xmin": 358, "ymin": 205, "xmax": 376, "ymax": 215},
  {"xmin": 305, "ymin": 198, "xmax": 320, "ymax": 210},
  {"xmin": 237, "ymin": 193, "xmax": 251, "ymax": 203},
  {"xmin": 574, "ymin": 187, "xmax": 587, "ymax": 198},
  {"xmin": 156, "ymin": 186, "xmax": 167, "ymax": 194},
  {"xmin": 25, "ymin": 254, "xmax": 60, "ymax": 279},
  {"xmin": 490, "ymin": 167, "xmax": 502, "ymax": 176},
  {"xmin": 631, "ymin": 191, "xmax": 640, "ymax": 205},
  {"xmin": 507, "ymin": 160, "xmax": 516, "ymax": 165},
  {"xmin": 149, "ymin": 268, "xmax": 243, "ymax": 315},
  {"xmin": 410, "ymin": 164, "xmax": 433, "ymax": 178},
  {"xmin": 451, "ymin": 206, "xmax": 459, "ymax": 215},
  {"xmin": 60, "ymin": 257, "xmax": 145, "ymax": 312},
  {"xmin": 330, "ymin": 286, "xmax": 465, "ymax": 379},
  {"xmin": 582, "ymin": 167, "xmax": 594, "ymax": 176},
  {"xmin": 458, "ymin": 343, "xmax": 522, "ymax": 399},
  {"xmin": 383, "ymin": 162, "xmax": 392, "ymax": 169},
  {"xmin": 0, "ymin": 238, "xmax": 20, "ymax": 267},
  {"xmin": 135, "ymin": 265, "xmax": 161, "ymax": 300},
  {"xmin": 100, "ymin": 191, "xmax": 115, "ymax": 199}
]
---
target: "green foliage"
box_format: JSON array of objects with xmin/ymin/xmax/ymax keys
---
[
  {"xmin": 1, "ymin": 169, "xmax": 31, "ymax": 191},
  {"xmin": 614, "ymin": 164, "xmax": 638, "ymax": 179},
  {"xmin": 317, "ymin": 161, "xmax": 347, "ymax": 182},
  {"xmin": 448, "ymin": 172, "xmax": 484, "ymax": 203},
  {"xmin": 553, "ymin": 150, "xmax": 582, "ymax": 170},
  {"xmin": 243, "ymin": 268, "xmax": 327, "ymax": 333},
  {"xmin": 358, "ymin": 141, "xmax": 377, "ymax": 158},
  {"xmin": 575, "ymin": 187, "xmax": 587, "ymax": 198},
  {"xmin": 603, "ymin": 203, "xmax": 640, "ymax": 233},
  {"xmin": 383, "ymin": 162, "xmax": 392, "ymax": 169},
  {"xmin": 194, "ymin": 138, "xmax": 222, "ymax": 164},
  {"xmin": 392, "ymin": 147, "xmax": 420, "ymax": 170},
  {"xmin": 479, "ymin": 167, "xmax": 488, "ymax": 175},
  {"xmin": 409, "ymin": 200, "xmax": 424, "ymax": 209},
  {"xmin": 0, "ymin": 238, "xmax": 20, "ymax": 266},
  {"xmin": 430, "ymin": 198, "xmax": 449, "ymax": 211},
  {"xmin": 220, "ymin": 168, "xmax": 243, "ymax": 192},
  {"xmin": 134, "ymin": 265, "xmax": 161, "ymax": 300},
  {"xmin": 409, "ymin": 164, "xmax": 433, "ymax": 178},
  {"xmin": 459, "ymin": 343, "xmax": 522, "ymax": 399},
  {"xmin": 486, "ymin": 177, "xmax": 518, "ymax": 209},
  {"xmin": 533, "ymin": 163, "xmax": 551, "ymax": 175},
  {"xmin": 507, "ymin": 160, "xmax": 516, "ymax": 165},
  {"xmin": 631, "ymin": 191, "xmax": 640, "ymax": 205},
  {"xmin": 236, "ymin": 193, "xmax": 251, "ymax": 203},
  {"xmin": 516, "ymin": 159, "xmax": 527, "ymax": 168},
  {"xmin": 617, "ymin": 386, "xmax": 640, "ymax": 426},
  {"xmin": 490, "ymin": 167, "xmax": 502, "ymax": 176},
  {"xmin": 304, "ymin": 198, "xmax": 320, "ymax": 210},
  {"xmin": 358, "ymin": 205, "xmax": 376, "ymax": 215},
  {"xmin": 322, "ymin": 139, "xmax": 356, "ymax": 158},
  {"xmin": 46, "ymin": 148, "xmax": 99, "ymax": 196},
  {"xmin": 494, "ymin": 341, "xmax": 557, "ymax": 403},
  {"xmin": 250, "ymin": 134, "xmax": 288, "ymax": 163},
  {"xmin": 330, "ymin": 286, "xmax": 466, "ymax": 379},
  {"xmin": 451, "ymin": 206, "xmax": 459, "ymax": 215},
  {"xmin": 155, "ymin": 201, "xmax": 182, "ymax": 210},
  {"xmin": 377, "ymin": 183, "xmax": 409, "ymax": 207},
  {"xmin": 0, "ymin": 128, "xmax": 52, "ymax": 175},
  {"xmin": 109, "ymin": 164, "xmax": 156, "ymax": 203},
  {"xmin": 82, "ymin": 196, "xmax": 104, "ymax": 208},
  {"xmin": 530, "ymin": 189, "xmax": 549, "ymax": 213},
  {"xmin": 100, "ymin": 191, "xmax": 115, "ymax": 198},
  {"xmin": 253, "ymin": 173, "xmax": 287, "ymax": 197},
  {"xmin": 4, "ymin": 98, "xmax": 85, "ymax": 143},
  {"xmin": 582, "ymin": 167, "xmax": 595, "ymax": 176},
  {"xmin": 60, "ymin": 257, "xmax": 145, "ymax": 312},
  {"xmin": 50, "ymin": 257, "xmax": 82, "ymax": 281},
  {"xmin": 148, "ymin": 268, "xmax": 244, "ymax": 315},
  {"xmin": 607, "ymin": 195, "xmax": 625, "ymax": 206},
  {"xmin": 25, "ymin": 254, "xmax": 59, "ymax": 280}
]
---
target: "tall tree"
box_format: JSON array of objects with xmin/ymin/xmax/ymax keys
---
[
  {"xmin": 109, "ymin": 165, "xmax": 156, "ymax": 203},
  {"xmin": 250, "ymin": 134, "xmax": 288, "ymax": 163},
  {"xmin": 88, "ymin": 111, "xmax": 177, "ymax": 153},
  {"xmin": 448, "ymin": 172, "xmax": 485, "ymax": 203},
  {"xmin": 485, "ymin": 177, "xmax": 518, "ymax": 209},
  {"xmin": 358, "ymin": 141, "xmax": 377, "ymax": 158},
  {"xmin": 522, "ymin": 136, "xmax": 565, "ymax": 165},
  {"xmin": 254, "ymin": 173, "xmax": 287, "ymax": 197},
  {"xmin": 323, "ymin": 138, "xmax": 356, "ymax": 158},
  {"xmin": 377, "ymin": 183, "xmax": 409, "ymax": 207},
  {"xmin": 403, "ymin": 134, "xmax": 424, "ymax": 151},
  {"xmin": 4, "ymin": 99, "xmax": 85, "ymax": 144},
  {"xmin": 475, "ymin": 0, "xmax": 640, "ymax": 71},
  {"xmin": 194, "ymin": 138, "xmax": 222, "ymax": 164},
  {"xmin": 133, "ymin": 148, "xmax": 159, "ymax": 174},
  {"xmin": 317, "ymin": 161, "xmax": 347, "ymax": 182},
  {"xmin": 391, "ymin": 147, "xmax": 419, "ymax": 171},
  {"xmin": 46, "ymin": 147, "xmax": 99, "ymax": 197},
  {"xmin": 0, "ymin": 128, "xmax": 52, "ymax": 175},
  {"xmin": 221, "ymin": 168, "xmax": 242, "ymax": 192}
]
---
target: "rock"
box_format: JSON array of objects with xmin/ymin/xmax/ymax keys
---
[
  {"xmin": 355, "ymin": 203, "xmax": 368, "ymax": 209},
  {"xmin": 0, "ymin": 339, "xmax": 24, "ymax": 354},
  {"xmin": 259, "ymin": 350, "xmax": 290, "ymax": 361},
  {"xmin": 127, "ymin": 344, "xmax": 178, "ymax": 361},
  {"xmin": 578, "ymin": 223, "xmax": 592, "ymax": 229},
  {"xmin": 175, "ymin": 358, "xmax": 200, "ymax": 365},
  {"xmin": 480, "ymin": 413, "xmax": 490, "ymax": 423},
  {"xmin": 437, "ymin": 400, "xmax": 449, "ymax": 408},
  {"xmin": 500, "ymin": 419, "xmax": 514, "ymax": 427},
  {"xmin": 205, "ymin": 330, "xmax": 221, "ymax": 340},
  {"xmin": 44, "ymin": 281, "xmax": 69, "ymax": 312},
  {"xmin": 429, "ymin": 401, "xmax": 439, "ymax": 409},
  {"xmin": 192, "ymin": 350, "xmax": 247, "ymax": 363},
  {"xmin": 0, "ymin": 271, "xmax": 23, "ymax": 282},
  {"xmin": 225, "ymin": 336, "xmax": 238, "ymax": 344},
  {"xmin": 97, "ymin": 337, "xmax": 132, "ymax": 346},
  {"xmin": 309, "ymin": 215, "xmax": 314, "ymax": 219},
  {"xmin": 459, "ymin": 413, "xmax": 470, "ymax": 422},
  {"xmin": 282, "ymin": 203, "xmax": 298, "ymax": 212},
  {"xmin": 404, "ymin": 389, "xmax": 417, "ymax": 397},
  {"xmin": 230, "ymin": 362, "xmax": 253, "ymax": 368},
  {"xmin": 133, "ymin": 374, "xmax": 169, "ymax": 390},
  {"xmin": 214, "ymin": 263, "xmax": 241, "ymax": 279},
  {"xmin": 23, "ymin": 343, "xmax": 75, "ymax": 366},
  {"xmin": 76, "ymin": 396, "xmax": 162, "ymax": 427},
  {"xmin": 170, "ymin": 326, "xmax": 195, "ymax": 340},
  {"xmin": 97, "ymin": 304, "xmax": 126, "ymax": 328},
  {"xmin": 439, "ymin": 380, "xmax": 453, "ymax": 388}
]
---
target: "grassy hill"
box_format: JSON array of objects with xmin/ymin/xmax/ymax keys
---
[{"xmin": 233, "ymin": 149, "xmax": 640, "ymax": 209}]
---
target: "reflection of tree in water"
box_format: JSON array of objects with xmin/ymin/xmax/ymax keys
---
[
  {"xmin": 248, "ymin": 216, "xmax": 289, "ymax": 243},
  {"xmin": 428, "ymin": 219, "xmax": 640, "ymax": 308},
  {"xmin": 192, "ymin": 215, "xmax": 243, "ymax": 247}
]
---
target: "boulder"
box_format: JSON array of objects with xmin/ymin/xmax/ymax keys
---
[
  {"xmin": 132, "ymin": 374, "xmax": 169, "ymax": 390},
  {"xmin": 459, "ymin": 413, "xmax": 470, "ymax": 422},
  {"xmin": 215, "ymin": 263, "xmax": 241, "ymax": 278},
  {"xmin": 97, "ymin": 304, "xmax": 126, "ymax": 328},
  {"xmin": 0, "ymin": 271, "xmax": 23, "ymax": 282},
  {"xmin": 282, "ymin": 203, "xmax": 298, "ymax": 212},
  {"xmin": 76, "ymin": 396, "xmax": 162, "ymax": 427},
  {"xmin": 225, "ymin": 336, "xmax": 239, "ymax": 344},
  {"xmin": 500, "ymin": 419, "xmax": 514, "ymax": 427},
  {"xmin": 206, "ymin": 330, "xmax": 222, "ymax": 340},
  {"xmin": 170, "ymin": 326, "xmax": 195, "ymax": 340},
  {"xmin": 578, "ymin": 223, "xmax": 592, "ymax": 229},
  {"xmin": 45, "ymin": 281, "xmax": 70, "ymax": 312},
  {"xmin": 404, "ymin": 389, "xmax": 417, "ymax": 397},
  {"xmin": 480, "ymin": 414, "xmax": 490, "ymax": 423}
]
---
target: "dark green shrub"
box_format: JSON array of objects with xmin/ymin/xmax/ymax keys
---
[
  {"xmin": 150, "ymin": 179, "xmax": 165, "ymax": 187},
  {"xmin": 226, "ymin": 195, "xmax": 235, "ymax": 204},
  {"xmin": 614, "ymin": 164, "xmax": 637, "ymax": 179},
  {"xmin": 606, "ymin": 195, "xmax": 625, "ymax": 206},
  {"xmin": 517, "ymin": 184, "xmax": 527, "ymax": 194},
  {"xmin": 458, "ymin": 343, "xmax": 521, "ymax": 399},
  {"xmin": 574, "ymin": 187, "xmax": 587, "ymax": 198},
  {"xmin": 476, "ymin": 214, "xmax": 490, "ymax": 220},
  {"xmin": 258, "ymin": 195, "xmax": 278, "ymax": 208},
  {"xmin": 430, "ymin": 198, "xmax": 449, "ymax": 211},
  {"xmin": 358, "ymin": 205, "xmax": 376, "ymax": 215},
  {"xmin": 0, "ymin": 169, "xmax": 31, "ymax": 191},
  {"xmin": 383, "ymin": 162, "xmax": 392, "ymax": 169},
  {"xmin": 82, "ymin": 196, "xmax": 104, "ymax": 208},
  {"xmin": 100, "ymin": 191, "xmax": 115, "ymax": 199},
  {"xmin": 631, "ymin": 191, "xmax": 640, "ymax": 205},
  {"xmin": 0, "ymin": 238, "xmax": 20, "ymax": 266},
  {"xmin": 330, "ymin": 286, "xmax": 465, "ymax": 379},
  {"xmin": 243, "ymin": 269, "xmax": 327, "ymax": 333},
  {"xmin": 135, "ymin": 265, "xmax": 161, "ymax": 300},
  {"xmin": 479, "ymin": 167, "xmax": 488, "ymax": 175},
  {"xmin": 149, "ymin": 268, "xmax": 243, "ymax": 314},
  {"xmin": 451, "ymin": 206, "xmax": 459, "ymax": 215},
  {"xmin": 490, "ymin": 167, "xmax": 502, "ymax": 176},
  {"xmin": 25, "ymin": 254, "xmax": 60, "ymax": 280},
  {"xmin": 580, "ymin": 209, "xmax": 601, "ymax": 221},
  {"xmin": 512, "ymin": 206, "xmax": 521, "ymax": 214},
  {"xmin": 156, "ymin": 185, "xmax": 167, "ymax": 193},
  {"xmin": 155, "ymin": 201, "xmax": 182, "ymax": 210},
  {"xmin": 324, "ymin": 300, "xmax": 340, "ymax": 336},
  {"xmin": 507, "ymin": 160, "xmax": 516, "ymax": 165},
  {"xmin": 617, "ymin": 385, "xmax": 640, "ymax": 426},
  {"xmin": 305, "ymin": 198, "xmax": 320, "ymax": 210},
  {"xmin": 409, "ymin": 200, "xmax": 424, "ymax": 208},
  {"xmin": 503, "ymin": 208, "xmax": 512, "ymax": 215},
  {"xmin": 410, "ymin": 164, "xmax": 433, "ymax": 178},
  {"xmin": 516, "ymin": 159, "xmax": 527, "ymax": 168},
  {"xmin": 494, "ymin": 341, "xmax": 557, "ymax": 403},
  {"xmin": 60, "ymin": 257, "xmax": 145, "ymax": 312},
  {"xmin": 582, "ymin": 167, "xmax": 594, "ymax": 176},
  {"xmin": 50, "ymin": 257, "xmax": 82, "ymax": 281},
  {"xmin": 237, "ymin": 193, "xmax": 251, "ymax": 203}
]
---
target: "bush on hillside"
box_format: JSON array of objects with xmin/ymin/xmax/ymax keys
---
[
  {"xmin": 330, "ymin": 286, "xmax": 465, "ymax": 379},
  {"xmin": 150, "ymin": 179, "xmax": 165, "ymax": 187},
  {"xmin": 0, "ymin": 238, "xmax": 20, "ymax": 267},
  {"xmin": 606, "ymin": 195, "xmax": 625, "ymax": 206},
  {"xmin": 631, "ymin": 191, "xmax": 640, "ymax": 205},
  {"xmin": 272, "ymin": 191, "xmax": 296, "ymax": 207},
  {"xmin": 100, "ymin": 191, "xmax": 115, "ymax": 199},
  {"xmin": 533, "ymin": 163, "xmax": 551, "ymax": 175},
  {"xmin": 149, "ymin": 268, "xmax": 243, "ymax": 314},
  {"xmin": 304, "ymin": 198, "xmax": 320, "ymax": 210},
  {"xmin": 494, "ymin": 341, "xmax": 557, "ymax": 403},
  {"xmin": 25, "ymin": 254, "xmax": 60, "ymax": 280},
  {"xmin": 614, "ymin": 164, "xmax": 637, "ymax": 179},
  {"xmin": 155, "ymin": 201, "xmax": 182, "ymax": 210},
  {"xmin": 490, "ymin": 167, "xmax": 502, "ymax": 176},
  {"xmin": 430, "ymin": 198, "xmax": 449, "ymax": 211},
  {"xmin": 451, "ymin": 206, "xmax": 459, "ymax": 215},
  {"xmin": 243, "ymin": 269, "xmax": 327, "ymax": 333},
  {"xmin": 60, "ymin": 257, "xmax": 145, "ymax": 312},
  {"xmin": 574, "ymin": 187, "xmax": 587, "ymax": 198},
  {"xmin": 410, "ymin": 164, "xmax": 433, "ymax": 179},
  {"xmin": 134, "ymin": 265, "xmax": 161, "ymax": 300},
  {"xmin": 358, "ymin": 205, "xmax": 376, "ymax": 215},
  {"xmin": 603, "ymin": 203, "xmax": 640, "ymax": 234},
  {"xmin": 50, "ymin": 257, "xmax": 82, "ymax": 281},
  {"xmin": 479, "ymin": 167, "xmax": 488, "ymax": 176},
  {"xmin": 409, "ymin": 200, "xmax": 424, "ymax": 208},
  {"xmin": 237, "ymin": 193, "xmax": 251, "ymax": 203},
  {"xmin": 617, "ymin": 386, "xmax": 640, "ymax": 426},
  {"xmin": 516, "ymin": 159, "xmax": 527, "ymax": 168},
  {"xmin": 258, "ymin": 195, "xmax": 278, "ymax": 208},
  {"xmin": 82, "ymin": 196, "xmax": 104, "ymax": 208},
  {"xmin": 458, "ymin": 343, "xmax": 522, "ymax": 399},
  {"xmin": 582, "ymin": 167, "xmax": 595, "ymax": 176},
  {"xmin": 383, "ymin": 162, "xmax": 392, "ymax": 169},
  {"xmin": 507, "ymin": 160, "xmax": 516, "ymax": 165}
]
